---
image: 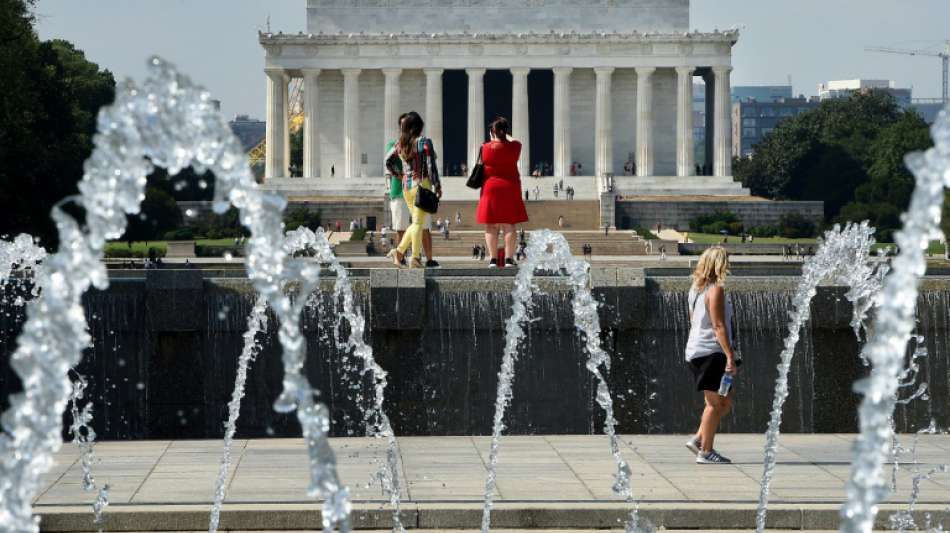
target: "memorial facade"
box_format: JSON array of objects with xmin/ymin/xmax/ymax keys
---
[{"xmin": 260, "ymin": 0, "xmax": 746, "ymax": 199}]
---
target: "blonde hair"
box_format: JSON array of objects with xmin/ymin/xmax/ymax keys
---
[{"xmin": 691, "ymin": 246, "xmax": 730, "ymax": 292}]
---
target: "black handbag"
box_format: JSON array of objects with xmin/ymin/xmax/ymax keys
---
[
  {"xmin": 466, "ymin": 146, "xmax": 485, "ymax": 189},
  {"xmin": 415, "ymin": 185, "xmax": 439, "ymax": 214},
  {"xmin": 413, "ymin": 138, "xmax": 440, "ymax": 214}
]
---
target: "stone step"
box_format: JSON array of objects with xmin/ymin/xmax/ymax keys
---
[
  {"xmin": 434, "ymin": 200, "xmax": 602, "ymax": 231},
  {"xmin": 36, "ymin": 502, "xmax": 943, "ymax": 532}
]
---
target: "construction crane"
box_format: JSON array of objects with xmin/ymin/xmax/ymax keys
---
[
  {"xmin": 247, "ymin": 77, "xmax": 305, "ymax": 170},
  {"xmin": 866, "ymin": 40, "xmax": 950, "ymax": 104}
]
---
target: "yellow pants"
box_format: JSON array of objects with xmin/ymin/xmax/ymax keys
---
[{"xmin": 397, "ymin": 179, "xmax": 431, "ymax": 259}]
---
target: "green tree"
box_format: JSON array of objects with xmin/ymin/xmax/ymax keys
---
[
  {"xmin": 837, "ymin": 111, "xmax": 933, "ymax": 242},
  {"xmin": 124, "ymin": 187, "xmax": 182, "ymax": 241},
  {"xmin": 0, "ymin": 1, "xmax": 116, "ymax": 247},
  {"xmin": 283, "ymin": 206, "xmax": 322, "ymax": 232},
  {"xmin": 290, "ymin": 128, "xmax": 303, "ymax": 177},
  {"xmin": 734, "ymin": 91, "xmax": 906, "ymax": 222}
]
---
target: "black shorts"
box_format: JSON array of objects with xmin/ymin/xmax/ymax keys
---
[{"xmin": 689, "ymin": 353, "xmax": 728, "ymax": 392}]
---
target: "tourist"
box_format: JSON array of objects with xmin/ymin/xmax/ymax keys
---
[
  {"xmin": 553, "ymin": 184, "xmax": 559, "ymax": 198},
  {"xmin": 685, "ymin": 247, "xmax": 738, "ymax": 464},
  {"xmin": 525, "ymin": 189, "xmax": 530, "ymax": 202},
  {"xmin": 478, "ymin": 245, "xmax": 486, "ymax": 261},
  {"xmin": 577, "ymin": 162, "xmax": 583, "ymax": 175},
  {"xmin": 475, "ymin": 116, "xmax": 528, "ymax": 268},
  {"xmin": 456, "ymin": 210, "xmax": 462, "ymax": 225},
  {"xmin": 558, "ymin": 215, "xmax": 565, "ymax": 228},
  {"xmin": 385, "ymin": 113, "xmax": 438, "ymax": 267},
  {"xmin": 472, "ymin": 245, "xmax": 479, "ymax": 260},
  {"xmin": 385, "ymin": 115, "xmax": 410, "ymax": 262},
  {"xmin": 384, "ymin": 111, "xmax": 441, "ymax": 269}
]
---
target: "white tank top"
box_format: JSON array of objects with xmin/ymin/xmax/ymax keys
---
[{"xmin": 685, "ymin": 285, "xmax": 734, "ymax": 362}]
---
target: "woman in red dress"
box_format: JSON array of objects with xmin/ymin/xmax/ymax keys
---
[{"xmin": 475, "ymin": 117, "xmax": 529, "ymax": 268}]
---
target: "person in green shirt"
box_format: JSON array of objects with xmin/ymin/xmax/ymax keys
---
[{"xmin": 384, "ymin": 114, "xmax": 437, "ymax": 267}]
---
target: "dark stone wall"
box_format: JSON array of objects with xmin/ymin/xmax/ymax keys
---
[{"xmin": 0, "ymin": 270, "xmax": 946, "ymax": 440}]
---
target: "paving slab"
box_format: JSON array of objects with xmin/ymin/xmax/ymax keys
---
[{"xmin": 33, "ymin": 434, "xmax": 950, "ymax": 531}]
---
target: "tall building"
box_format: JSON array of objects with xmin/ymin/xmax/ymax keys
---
[
  {"xmin": 731, "ymin": 85, "xmax": 793, "ymax": 103},
  {"xmin": 732, "ymin": 97, "xmax": 820, "ymax": 157},
  {"xmin": 229, "ymin": 115, "xmax": 266, "ymax": 153},
  {"xmin": 695, "ymin": 85, "xmax": 794, "ymax": 162},
  {"xmin": 818, "ymin": 79, "xmax": 912, "ymax": 106}
]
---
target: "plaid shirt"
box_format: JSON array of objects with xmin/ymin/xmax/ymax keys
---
[{"xmin": 384, "ymin": 137, "xmax": 441, "ymax": 191}]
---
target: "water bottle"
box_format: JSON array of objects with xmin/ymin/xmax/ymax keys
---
[{"xmin": 718, "ymin": 373, "xmax": 733, "ymax": 397}]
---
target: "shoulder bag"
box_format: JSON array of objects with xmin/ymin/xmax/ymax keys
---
[
  {"xmin": 466, "ymin": 145, "xmax": 485, "ymax": 189},
  {"xmin": 414, "ymin": 137, "xmax": 440, "ymax": 214}
]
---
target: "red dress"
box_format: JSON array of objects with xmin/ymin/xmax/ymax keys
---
[{"xmin": 475, "ymin": 140, "xmax": 529, "ymax": 224}]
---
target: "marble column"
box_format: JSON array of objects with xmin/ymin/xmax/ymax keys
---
[
  {"xmin": 383, "ymin": 69, "xmax": 402, "ymax": 149},
  {"xmin": 553, "ymin": 67, "xmax": 573, "ymax": 177},
  {"xmin": 424, "ymin": 68, "xmax": 444, "ymax": 173},
  {"xmin": 594, "ymin": 67, "xmax": 614, "ymax": 178},
  {"xmin": 675, "ymin": 66, "xmax": 695, "ymax": 177},
  {"xmin": 264, "ymin": 69, "xmax": 288, "ymax": 179},
  {"xmin": 636, "ymin": 67, "xmax": 655, "ymax": 177},
  {"xmin": 466, "ymin": 68, "xmax": 486, "ymax": 172},
  {"xmin": 713, "ymin": 66, "xmax": 733, "ymax": 177},
  {"xmin": 511, "ymin": 68, "xmax": 531, "ymax": 176},
  {"xmin": 302, "ymin": 69, "xmax": 321, "ymax": 178},
  {"xmin": 342, "ymin": 68, "xmax": 362, "ymax": 178}
]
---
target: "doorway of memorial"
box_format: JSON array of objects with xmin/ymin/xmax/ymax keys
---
[
  {"xmin": 442, "ymin": 70, "xmax": 467, "ymax": 176},
  {"xmin": 484, "ymin": 70, "xmax": 513, "ymax": 147},
  {"xmin": 528, "ymin": 70, "xmax": 553, "ymax": 177}
]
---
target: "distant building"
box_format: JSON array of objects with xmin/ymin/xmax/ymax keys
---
[
  {"xmin": 909, "ymin": 99, "xmax": 946, "ymax": 124},
  {"xmin": 695, "ymin": 85, "xmax": 795, "ymax": 161},
  {"xmin": 818, "ymin": 79, "xmax": 912, "ymax": 106},
  {"xmin": 731, "ymin": 85, "xmax": 793, "ymax": 103},
  {"xmin": 732, "ymin": 97, "xmax": 821, "ymax": 158},
  {"xmin": 229, "ymin": 115, "xmax": 266, "ymax": 153}
]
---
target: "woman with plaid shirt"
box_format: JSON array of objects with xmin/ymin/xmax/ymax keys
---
[{"xmin": 384, "ymin": 111, "xmax": 442, "ymax": 268}]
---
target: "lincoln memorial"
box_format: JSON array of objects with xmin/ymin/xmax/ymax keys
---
[{"xmin": 257, "ymin": 0, "xmax": 774, "ymax": 228}]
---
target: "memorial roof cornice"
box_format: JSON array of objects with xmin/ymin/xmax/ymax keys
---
[{"xmin": 258, "ymin": 29, "xmax": 739, "ymax": 47}]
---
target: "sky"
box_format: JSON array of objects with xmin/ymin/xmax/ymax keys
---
[{"xmin": 35, "ymin": 0, "xmax": 950, "ymax": 119}]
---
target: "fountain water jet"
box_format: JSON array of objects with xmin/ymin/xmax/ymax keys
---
[
  {"xmin": 756, "ymin": 222, "xmax": 886, "ymax": 531},
  {"xmin": 481, "ymin": 230, "xmax": 651, "ymax": 533},
  {"xmin": 840, "ymin": 105, "xmax": 950, "ymax": 532},
  {"xmin": 0, "ymin": 58, "xmax": 352, "ymax": 533},
  {"xmin": 210, "ymin": 227, "xmax": 403, "ymax": 533},
  {"xmin": 207, "ymin": 295, "xmax": 268, "ymax": 533},
  {"xmin": 284, "ymin": 227, "xmax": 404, "ymax": 533}
]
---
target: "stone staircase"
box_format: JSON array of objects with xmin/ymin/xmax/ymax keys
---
[
  {"xmin": 436, "ymin": 200, "xmax": 602, "ymax": 230},
  {"xmin": 382, "ymin": 230, "xmax": 654, "ymax": 257},
  {"xmin": 438, "ymin": 175, "xmax": 603, "ymax": 201}
]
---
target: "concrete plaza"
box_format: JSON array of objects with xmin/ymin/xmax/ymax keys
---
[{"xmin": 35, "ymin": 434, "xmax": 950, "ymax": 531}]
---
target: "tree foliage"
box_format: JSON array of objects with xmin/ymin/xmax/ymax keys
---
[
  {"xmin": 734, "ymin": 91, "xmax": 934, "ymax": 240},
  {"xmin": 0, "ymin": 1, "xmax": 116, "ymax": 247}
]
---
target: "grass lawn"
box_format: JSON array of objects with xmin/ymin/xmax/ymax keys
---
[{"xmin": 105, "ymin": 239, "xmax": 238, "ymax": 255}]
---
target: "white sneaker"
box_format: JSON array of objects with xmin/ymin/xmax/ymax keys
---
[
  {"xmin": 685, "ymin": 436, "xmax": 701, "ymax": 456},
  {"xmin": 696, "ymin": 449, "xmax": 732, "ymax": 464}
]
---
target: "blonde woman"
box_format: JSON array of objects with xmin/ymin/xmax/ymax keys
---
[{"xmin": 684, "ymin": 246, "xmax": 738, "ymax": 464}]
